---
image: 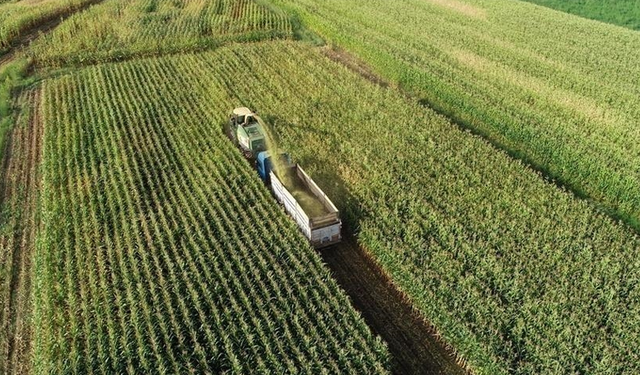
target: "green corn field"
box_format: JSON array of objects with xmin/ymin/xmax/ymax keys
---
[
  {"xmin": 34, "ymin": 44, "xmax": 390, "ymax": 373},
  {"xmin": 270, "ymin": 0, "xmax": 640, "ymax": 233},
  {"xmin": 204, "ymin": 41, "xmax": 640, "ymax": 375},
  {"xmin": 34, "ymin": 39, "xmax": 640, "ymax": 374},
  {"xmin": 2, "ymin": 0, "xmax": 640, "ymax": 374}
]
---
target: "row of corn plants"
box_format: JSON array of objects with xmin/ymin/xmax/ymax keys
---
[
  {"xmin": 34, "ymin": 43, "xmax": 390, "ymax": 373},
  {"xmin": 267, "ymin": 0, "xmax": 640, "ymax": 232},
  {"xmin": 0, "ymin": 0, "xmax": 95, "ymax": 53},
  {"xmin": 29, "ymin": 0, "xmax": 293, "ymax": 67},
  {"xmin": 168, "ymin": 41, "xmax": 639, "ymax": 374}
]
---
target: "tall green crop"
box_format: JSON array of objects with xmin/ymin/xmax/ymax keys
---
[
  {"xmin": 0, "ymin": 0, "xmax": 94, "ymax": 52},
  {"xmin": 267, "ymin": 0, "xmax": 640, "ymax": 234},
  {"xmin": 34, "ymin": 43, "xmax": 389, "ymax": 373},
  {"xmin": 149, "ymin": 40, "xmax": 639, "ymax": 375},
  {"xmin": 520, "ymin": 0, "xmax": 640, "ymax": 30}
]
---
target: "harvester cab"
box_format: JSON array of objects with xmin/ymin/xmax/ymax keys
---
[
  {"xmin": 256, "ymin": 151, "xmax": 292, "ymax": 182},
  {"xmin": 227, "ymin": 107, "xmax": 267, "ymax": 159}
]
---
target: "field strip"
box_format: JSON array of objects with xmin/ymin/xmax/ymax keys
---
[
  {"xmin": 268, "ymin": 0, "xmax": 640, "ymax": 235},
  {"xmin": 31, "ymin": 46, "xmax": 391, "ymax": 373},
  {"xmin": 0, "ymin": 0, "xmax": 106, "ymax": 70},
  {"xmin": 0, "ymin": 88, "xmax": 43, "ymax": 375},
  {"xmin": 27, "ymin": 0, "xmax": 294, "ymax": 68}
]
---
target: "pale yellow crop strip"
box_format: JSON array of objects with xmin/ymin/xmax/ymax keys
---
[{"xmin": 27, "ymin": 0, "xmax": 293, "ymax": 66}]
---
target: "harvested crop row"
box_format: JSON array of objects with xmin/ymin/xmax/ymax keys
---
[
  {"xmin": 0, "ymin": 88, "xmax": 42, "ymax": 375},
  {"xmin": 152, "ymin": 41, "xmax": 638, "ymax": 375},
  {"xmin": 29, "ymin": 0, "xmax": 293, "ymax": 67},
  {"xmin": 269, "ymin": 0, "xmax": 640, "ymax": 232},
  {"xmin": 34, "ymin": 45, "xmax": 389, "ymax": 373}
]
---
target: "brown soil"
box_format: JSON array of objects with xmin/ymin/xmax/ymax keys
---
[
  {"xmin": 0, "ymin": 88, "xmax": 43, "ymax": 375},
  {"xmin": 322, "ymin": 45, "xmax": 391, "ymax": 88},
  {"xmin": 320, "ymin": 236, "xmax": 470, "ymax": 375}
]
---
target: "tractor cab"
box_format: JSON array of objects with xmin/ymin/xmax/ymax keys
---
[
  {"xmin": 231, "ymin": 107, "xmax": 257, "ymax": 127},
  {"xmin": 227, "ymin": 107, "xmax": 267, "ymax": 158}
]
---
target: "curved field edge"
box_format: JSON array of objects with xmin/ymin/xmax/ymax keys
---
[
  {"xmin": 32, "ymin": 43, "xmax": 390, "ymax": 373},
  {"xmin": 27, "ymin": 0, "xmax": 294, "ymax": 68},
  {"xmin": 153, "ymin": 41, "xmax": 640, "ymax": 374},
  {"xmin": 265, "ymin": 0, "xmax": 640, "ymax": 234},
  {"xmin": 0, "ymin": 59, "xmax": 30, "ymax": 156},
  {"xmin": 0, "ymin": 0, "xmax": 100, "ymax": 54}
]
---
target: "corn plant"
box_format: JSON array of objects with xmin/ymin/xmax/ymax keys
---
[
  {"xmin": 177, "ymin": 41, "xmax": 639, "ymax": 375},
  {"xmin": 0, "ymin": 0, "xmax": 94, "ymax": 52},
  {"xmin": 34, "ymin": 44, "xmax": 390, "ymax": 373},
  {"xmin": 267, "ymin": 0, "xmax": 640, "ymax": 234},
  {"xmin": 29, "ymin": 0, "xmax": 293, "ymax": 67}
]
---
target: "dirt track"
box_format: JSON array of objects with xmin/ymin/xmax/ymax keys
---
[
  {"xmin": 0, "ymin": 89, "xmax": 43, "ymax": 375},
  {"xmin": 320, "ymin": 237, "xmax": 468, "ymax": 375}
]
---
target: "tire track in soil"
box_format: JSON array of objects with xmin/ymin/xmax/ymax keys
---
[
  {"xmin": 0, "ymin": 88, "xmax": 43, "ymax": 375},
  {"xmin": 319, "ymin": 235, "xmax": 469, "ymax": 375}
]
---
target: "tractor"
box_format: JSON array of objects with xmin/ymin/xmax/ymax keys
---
[{"xmin": 226, "ymin": 107, "xmax": 267, "ymax": 159}]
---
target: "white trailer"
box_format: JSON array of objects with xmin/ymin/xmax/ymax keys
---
[{"xmin": 270, "ymin": 165, "xmax": 342, "ymax": 248}]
